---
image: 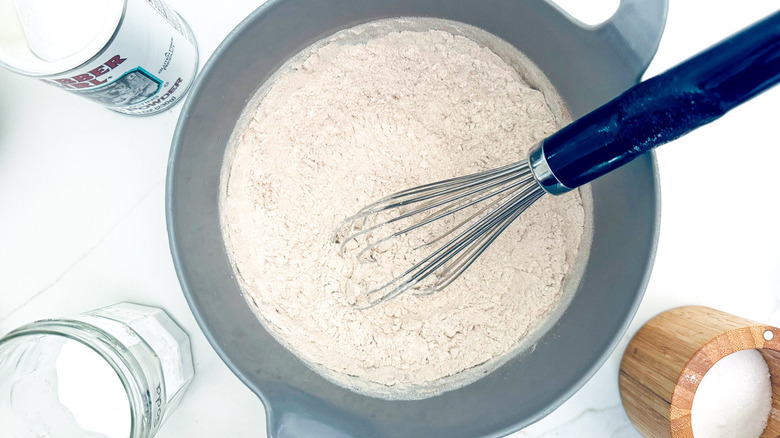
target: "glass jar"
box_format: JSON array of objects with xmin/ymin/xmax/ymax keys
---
[{"xmin": 0, "ymin": 302, "xmax": 194, "ymax": 437}]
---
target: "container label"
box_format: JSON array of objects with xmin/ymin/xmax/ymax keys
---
[
  {"xmin": 39, "ymin": 0, "xmax": 197, "ymax": 115},
  {"xmin": 78, "ymin": 67, "xmax": 163, "ymax": 106}
]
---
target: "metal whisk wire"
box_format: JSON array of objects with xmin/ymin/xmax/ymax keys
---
[{"xmin": 333, "ymin": 160, "xmax": 544, "ymax": 308}]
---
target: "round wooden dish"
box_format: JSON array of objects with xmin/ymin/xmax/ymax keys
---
[{"xmin": 619, "ymin": 306, "xmax": 780, "ymax": 437}]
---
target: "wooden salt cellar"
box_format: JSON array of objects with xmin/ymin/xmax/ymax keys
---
[{"xmin": 619, "ymin": 306, "xmax": 780, "ymax": 437}]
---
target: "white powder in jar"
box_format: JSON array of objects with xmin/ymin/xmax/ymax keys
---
[
  {"xmin": 56, "ymin": 339, "xmax": 131, "ymax": 438},
  {"xmin": 12, "ymin": 0, "xmax": 122, "ymax": 61},
  {"xmin": 220, "ymin": 19, "xmax": 589, "ymax": 399}
]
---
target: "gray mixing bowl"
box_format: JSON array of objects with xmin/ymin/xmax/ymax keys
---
[{"xmin": 167, "ymin": 1, "xmax": 666, "ymax": 436}]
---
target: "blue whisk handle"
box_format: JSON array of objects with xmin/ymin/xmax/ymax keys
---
[{"xmin": 540, "ymin": 10, "xmax": 780, "ymax": 190}]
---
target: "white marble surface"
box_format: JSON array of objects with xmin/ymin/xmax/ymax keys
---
[{"xmin": 1, "ymin": 1, "xmax": 779, "ymax": 437}]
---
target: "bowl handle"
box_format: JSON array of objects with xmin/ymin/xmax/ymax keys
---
[{"xmin": 596, "ymin": 0, "xmax": 669, "ymax": 79}]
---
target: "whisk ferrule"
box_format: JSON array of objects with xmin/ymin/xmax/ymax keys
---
[{"xmin": 528, "ymin": 142, "xmax": 572, "ymax": 196}]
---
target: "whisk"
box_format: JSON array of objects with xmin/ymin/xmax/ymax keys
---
[{"xmin": 335, "ymin": 12, "xmax": 780, "ymax": 307}]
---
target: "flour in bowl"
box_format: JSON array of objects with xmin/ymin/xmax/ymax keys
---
[{"xmin": 220, "ymin": 19, "xmax": 589, "ymax": 399}]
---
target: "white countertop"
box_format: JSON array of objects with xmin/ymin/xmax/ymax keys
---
[{"xmin": 1, "ymin": 1, "xmax": 778, "ymax": 437}]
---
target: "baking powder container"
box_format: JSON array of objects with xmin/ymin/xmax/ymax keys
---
[
  {"xmin": 0, "ymin": 0, "xmax": 198, "ymax": 115},
  {"xmin": 0, "ymin": 302, "xmax": 194, "ymax": 438},
  {"xmin": 619, "ymin": 306, "xmax": 780, "ymax": 438}
]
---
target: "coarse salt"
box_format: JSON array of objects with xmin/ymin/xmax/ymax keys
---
[{"xmin": 691, "ymin": 349, "xmax": 772, "ymax": 438}]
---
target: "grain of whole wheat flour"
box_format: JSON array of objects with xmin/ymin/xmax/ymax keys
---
[{"xmin": 220, "ymin": 19, "xmax": 588, "ymax": 399}]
